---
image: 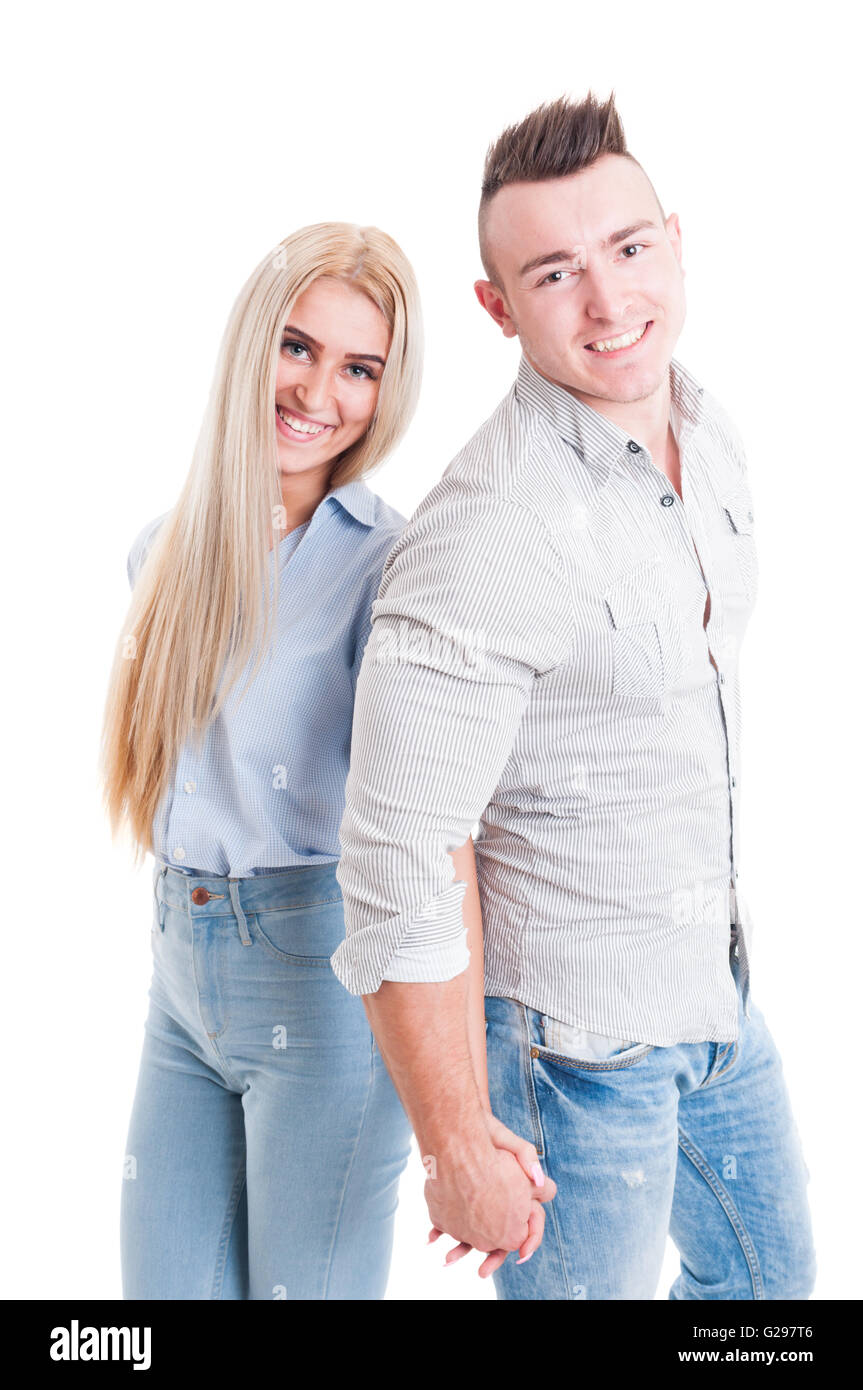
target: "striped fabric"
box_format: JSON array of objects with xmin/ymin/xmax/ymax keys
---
[
  {"xmin": 331, "ymin": 352, "xmax": 759, "ymax": 1045},
  {"xmin": 126, "ymin": 479, "xmax": 406, "ymax": 878}
]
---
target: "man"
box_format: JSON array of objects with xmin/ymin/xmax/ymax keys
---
[{"xmin": 331, "ymin": 91, "xmax": 816, "ymax": 1300}]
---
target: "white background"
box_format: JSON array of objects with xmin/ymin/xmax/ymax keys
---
[{"xmin": 2, "ymin": 0, "xmax": 859, "ymax": 1300}]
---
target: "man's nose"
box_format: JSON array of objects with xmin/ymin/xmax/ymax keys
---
[{"xmin": 583, "ymin": 266, "xmax": 633, "ymax": 325}]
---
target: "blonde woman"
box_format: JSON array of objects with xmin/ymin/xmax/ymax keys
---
[{"xmin": 101, "ymin": 224, "xmax": 489, "ymax": 1300}]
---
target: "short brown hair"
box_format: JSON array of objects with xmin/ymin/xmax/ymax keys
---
[{"xmin": 478, "ymin": 89, "xmax": 664, "ymax": 287}]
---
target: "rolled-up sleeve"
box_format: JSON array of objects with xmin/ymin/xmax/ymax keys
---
[{"xmin": 330, "ymin": 493, "xmax": 572, "ymax": 995}]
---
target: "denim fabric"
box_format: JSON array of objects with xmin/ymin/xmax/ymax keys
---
[
  {"xmin": 121, "ymin": 862, "xmax": 412, "ymax": 1300},
  {"xmin": 485, "ymin": 952, "xmax": 816, "ymax": 1300}
]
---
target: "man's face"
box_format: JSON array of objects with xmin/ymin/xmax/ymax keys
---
[{"xmin": 475, "ymin": 153, "xmax": 686, "ymax": 411}]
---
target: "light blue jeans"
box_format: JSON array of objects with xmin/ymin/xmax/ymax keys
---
[
  {"xmin": 485, "ymin": 950, "xmax": 816, "ymax": 1300},
  {"xmin": 121, "ymin": 862, "xmax": 412, "ymax": 1300}
]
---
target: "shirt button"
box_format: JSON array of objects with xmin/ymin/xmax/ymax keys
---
[
  {"xmin": 660, "ymin": 493, "xmax": 675, "ymax": 506},
  {"xmin": 173, "ymin": 846, "xmax": 186, "ymax": 860},
  {"xmin": 184, "ymin": 781, "xmax": 196, "ymax": 794},
  {"xmin": 627, "ymin": 439, "xmax": 641, "ymax": 453},
  {"xmin": 731, "ymin": 777, "xmax": 737, "ymax": 788},
  {"xmin": 719, "ymin": 672, "xmax": 726, "ymax": 684}
]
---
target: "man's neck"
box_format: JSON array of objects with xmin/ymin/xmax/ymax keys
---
[
  {"xmin": 527, "ymin": 351, "xmax": 677, "ymax": 476},
  {"xmin": 565, "ymin": 369, "xmax": 678, "ymax": 490},
  {"xmin": 582, "ymin": 385, "xmax": 669, "ymax": 454}
]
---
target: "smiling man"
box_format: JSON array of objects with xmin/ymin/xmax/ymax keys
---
[{"xmin": 331, "ymin": 91, "xmax": 816, "ymax": 1300}]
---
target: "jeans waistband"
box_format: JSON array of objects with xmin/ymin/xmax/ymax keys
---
[{"xmin": 153, "ymin": 859, "xmax": 342, "ymax": 917}]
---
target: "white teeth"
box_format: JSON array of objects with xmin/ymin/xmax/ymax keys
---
[
  {"xmin": 587, "ymin": 323, "xmax": 648, "ymax": 352},
  {"xmin": 277, "ymin": 404, "xmax": 328, "ymax": 434}
]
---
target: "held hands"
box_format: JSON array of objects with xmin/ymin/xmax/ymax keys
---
[{"xmin": 425, "ymin": 1111, "xmax": 556, "ymax": 1279}]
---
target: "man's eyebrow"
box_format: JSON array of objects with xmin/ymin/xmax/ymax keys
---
[
  {"xmin": 282, "ymin": 325, "xmax": 386, "ymax": 367},
  {"xmin": 517, "ymin": 220, "xmax": 660, "ymax": 278},
  {"xmin": 602, "ymin": 219, "xmax": 659, "ymax": 249}
]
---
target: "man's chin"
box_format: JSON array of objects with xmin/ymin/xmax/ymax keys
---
[{"xmin": 565, "ymin": 354, "xmax": 673, "ymax": 405}]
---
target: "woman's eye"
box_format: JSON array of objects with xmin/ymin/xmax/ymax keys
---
[
  {"xmin": 281, "ymin": 338, "xmax": 310, "ymax": 358},
  {"xmin": 280, "ymin": 340, "xmax": 376, "ymax": 380},
  {"xmin": 621, "ymin": 243, "xmax": 646, "ymax": 258}
]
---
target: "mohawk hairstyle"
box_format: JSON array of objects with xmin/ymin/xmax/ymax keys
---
[{"xmin": 478, "ymin": 90, "xmax": 663, "ymax": 287}]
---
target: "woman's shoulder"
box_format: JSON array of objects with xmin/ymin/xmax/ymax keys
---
[
  {"xmin": 369, "ymin": 492, "xmax": 408, "ymax": 543},
  {"xmin": 126, "ymin": 510, "xmax": 171, "ymax": 588},
  {"xmin": 331, "ymin": 479, "xmax": 407, "ymax": 562}
]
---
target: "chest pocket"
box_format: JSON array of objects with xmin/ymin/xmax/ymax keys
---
[
  {"xmin": 721, "ymin": 485, "xmax": 759, "ymax": 604},
  {"xmin": 603, "ymin": 558, "xmax": 679, "ymax": 702}
]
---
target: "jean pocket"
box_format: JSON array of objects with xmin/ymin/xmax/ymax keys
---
[
  {"xmin": 535, "ymin": 1012, "xmax": 655, "ymax": 1071},
  {"xmin": 249, "ymin": 898, "xmax": 345, "ymax": 966}
]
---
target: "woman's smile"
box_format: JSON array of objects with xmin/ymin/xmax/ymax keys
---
[{"xmin": 275, "ymin": 403, "xmax": 337, "ymax": 442}]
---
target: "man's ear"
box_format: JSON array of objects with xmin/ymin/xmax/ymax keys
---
[
  {"xmin": 666, "ymin": 212, "xmax": 684, "ymax": 272},
  {"xmin": 473, "ymin": 279, "xmax": 519, "ymax": 339}
]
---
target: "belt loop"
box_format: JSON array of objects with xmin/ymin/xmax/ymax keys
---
[
  {"xmin": 154, "ymin": 864, "xmax": 167, "ymax": 932},
  {"xmin": 228, "ymin": 878, "xmax": 252, "ymax": 946}
]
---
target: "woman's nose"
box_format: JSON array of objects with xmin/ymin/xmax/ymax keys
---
[{"xmin": 294, "ymin": 366, "xmax": 333, "ymax": 414}]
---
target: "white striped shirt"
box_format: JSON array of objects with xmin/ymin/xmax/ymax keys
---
[{"xmin": 330, "ymin": 352, "xmax": 759, "ymax": 1044}]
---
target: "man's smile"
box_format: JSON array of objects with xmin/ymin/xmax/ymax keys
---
[{"xmin": 585, "ymin": 320, "xmax": 652, "ymax": 354}]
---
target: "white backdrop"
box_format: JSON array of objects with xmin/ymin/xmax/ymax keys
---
[{"xmin": 2, "ymin": 0, "xmax": 859, "ymax": 1300}]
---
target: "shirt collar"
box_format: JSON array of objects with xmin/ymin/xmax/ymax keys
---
[
  {"xmin": 320, "ymin": 476, "xmax": 378, "ymax": 528},
  {"xmin": 514, "ymin": 351, "xmax": 705, "ymax": 484}
]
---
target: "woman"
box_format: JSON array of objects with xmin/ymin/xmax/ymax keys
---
[{"xmin": 101, "ymin": 223, "xmax": 495, "ymax": 1300}]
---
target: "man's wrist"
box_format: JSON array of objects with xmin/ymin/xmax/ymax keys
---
[
  {"xmin": 416, "ymin": 1088, "xmax": 496, "ymax": 1169},
  {"xmin": 419, "ymin": 1120, "xmax": 497, "ymax": 1180}
]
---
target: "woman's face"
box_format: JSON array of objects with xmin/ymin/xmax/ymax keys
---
[{"xmin": 274, "ymin": 276, "xmax": 391, "ymax": 485}]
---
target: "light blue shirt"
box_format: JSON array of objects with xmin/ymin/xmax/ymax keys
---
[{"xmin": 126, "ymin": 478, "xmax": 406, "ymax": 876}]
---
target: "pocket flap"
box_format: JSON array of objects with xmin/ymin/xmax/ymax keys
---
[
  {"xmin": 723, "ymin": 489, "xmax": 755, "ymax": 535},
  {"xmin": 604, "ymin": 557, "xmax": 665, "ymax": 628}
]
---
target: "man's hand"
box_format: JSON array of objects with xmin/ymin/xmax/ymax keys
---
[{"xmin": 425, "ymin": 1117, "xmax": 556, "ymax": 1277}]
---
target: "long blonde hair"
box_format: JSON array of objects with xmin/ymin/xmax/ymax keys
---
[{"xmin": 100, "ymin": 223, "xmax": 423, "ymax": 863}]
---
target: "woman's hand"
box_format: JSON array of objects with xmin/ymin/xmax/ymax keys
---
[{"xmin": 428, "ymin": 1111, "xmax": 554, "ymax": 1278}]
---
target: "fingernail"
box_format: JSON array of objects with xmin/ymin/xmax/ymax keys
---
[
  {"xmin": 516, "ymin": 1250, "xmax": 534, "ymax": 1264},
  {"xmin": 531, "ymin": 1162, "xmax": 545, "ymax": 1186}
]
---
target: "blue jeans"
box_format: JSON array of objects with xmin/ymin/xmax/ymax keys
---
[
  {"xmin": 485, "ymin": 952, "xmax": 816, "ymax": 1300},
  {"xmin": 121, "ymin": 862, "xmax": 412, "ymax": 1300}
]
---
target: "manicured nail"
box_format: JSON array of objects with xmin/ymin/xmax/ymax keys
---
[
  {"xmin": 531, "ymin": 1162, "xmax": 545, "ymax": 1186},
  {"xmin": 516, "ymin": 1250, "xmax": 534, "ymax": 1264}
]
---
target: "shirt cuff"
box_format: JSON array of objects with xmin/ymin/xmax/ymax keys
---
[
  {"xmin": 330, "ymin": 878, "xmax": 469, "ymax": 995},
  {"xmin": 380, "ymin": 925, "xmax": 470, "ymax": 982}
]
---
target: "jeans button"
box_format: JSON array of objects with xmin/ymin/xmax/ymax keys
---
[{"xmin": 191, "ymin": 887, "xmax": 211, "ymax": 905}]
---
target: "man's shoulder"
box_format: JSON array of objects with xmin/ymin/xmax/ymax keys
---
[
  {"xmin": 697, "ymin": 384, "xmax": 750, "ymax": 477},
  {"xmin": 411, "ymin": 379, "xmax": 547, "ymax": 524}
]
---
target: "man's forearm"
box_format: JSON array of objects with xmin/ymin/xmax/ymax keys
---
[
  {"xmin": 362, "ymin": 972, "xmax": 495, "ymax": 1165},
  {"xmin": 450, "ymin": 837, "xmax": 491, "ymax": 1113}
]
